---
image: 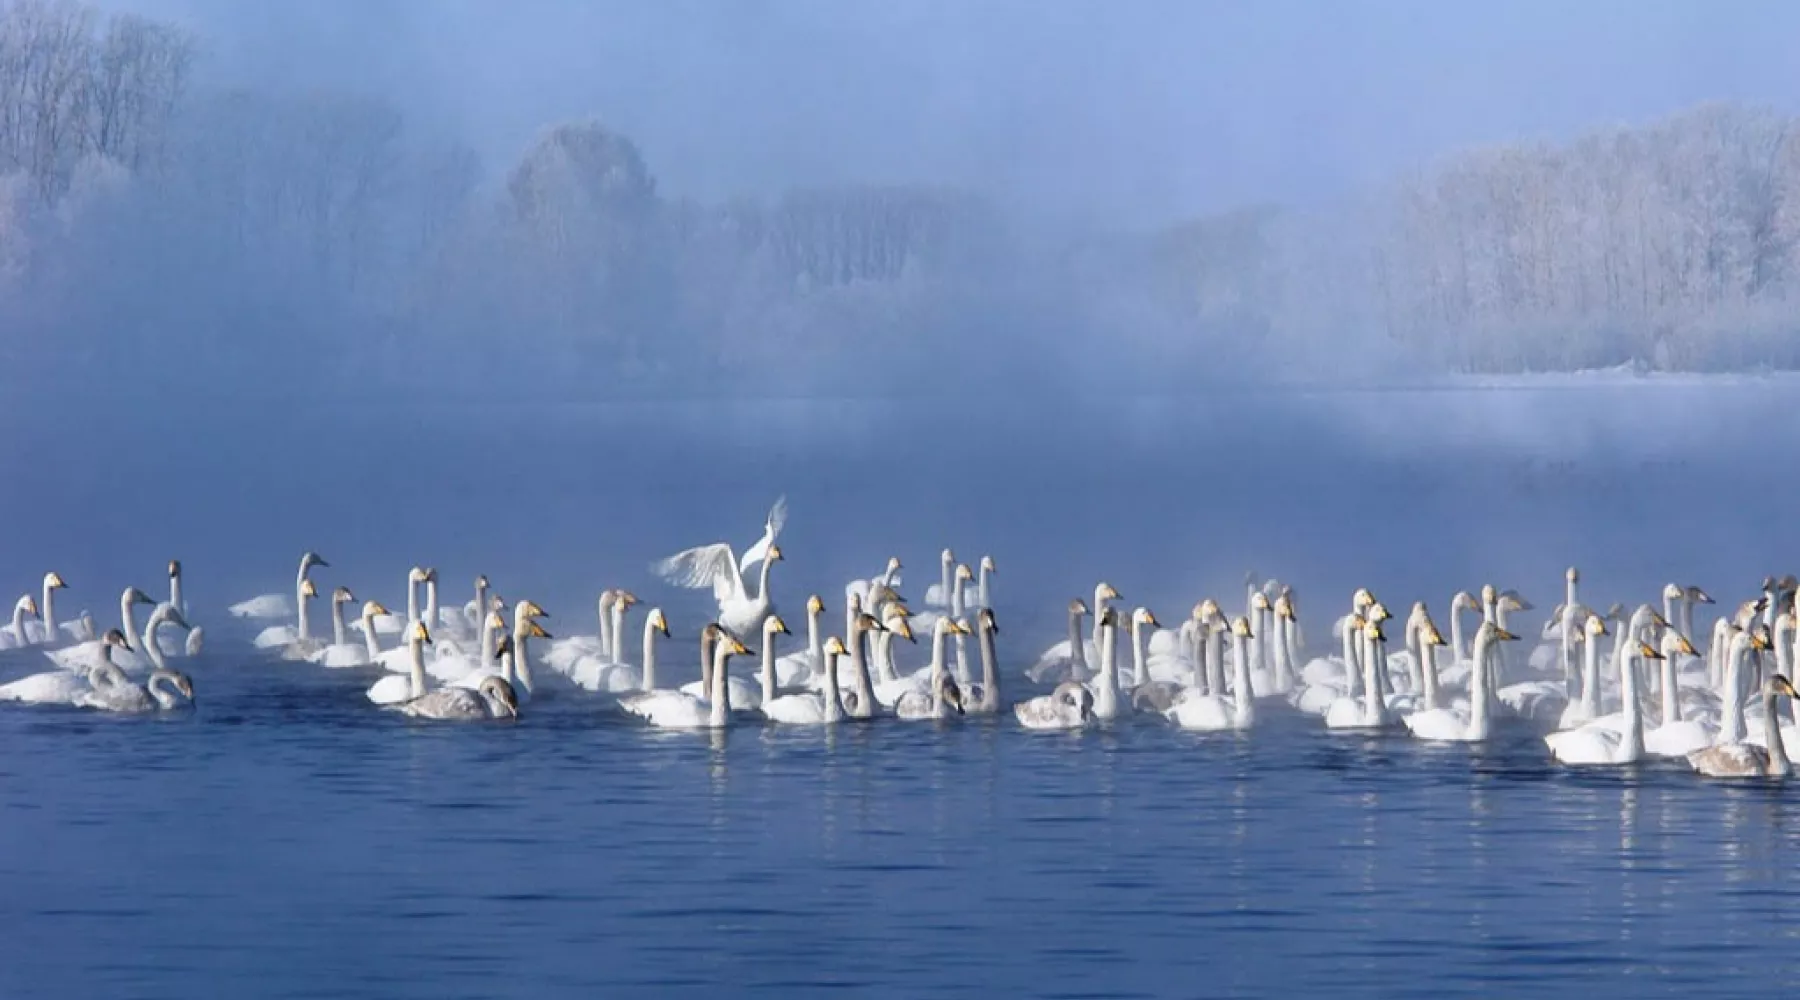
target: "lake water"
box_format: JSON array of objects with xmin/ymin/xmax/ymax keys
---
[{"xmin": 2, "ymin": 381, "xmax": 1798, "ymax": 997}]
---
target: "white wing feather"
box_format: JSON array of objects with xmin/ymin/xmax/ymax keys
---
[
  {"xmin": 651, "ymin": 543, "xmax": 746, "ymax": 604},
  {"xmin": 738, "ymin": 495, "xmax": 788, "ymax": 574}
]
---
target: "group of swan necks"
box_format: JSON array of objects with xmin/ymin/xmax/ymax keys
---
[{"xmin": 7, "ymin": 508, "xmax": 1798, "ymax": 785}]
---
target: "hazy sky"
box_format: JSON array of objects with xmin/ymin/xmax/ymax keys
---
[{"xmin": 101, "ymin": 0, "xmax": 1800, "ymax": 225}]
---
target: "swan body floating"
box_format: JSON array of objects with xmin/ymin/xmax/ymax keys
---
[
  {"xmin": 0, "ymin": 594, "xmax": 38, "ymax": 650},
  {"xmin": 1544, "ymin": 639, "xmax": 1663, "ymax": 766},
  {"xmin": 65, "ymin": 630, "xmax": 195, "ymax": 713},
  {"xmin": 895, "ymin": 617, "xmax": 969, "ymax": 721},
  {"xmin": 1402, "ymin": 620, "xmax": 1514, "ymax": 742},
  {"xmin": 1167, "ymin": 615, "xmax": 1258, "ymax": 731},
  {"xmin": 1689, "ymin": 674, "xmax": 1797, "ymax": 778},
  {"xmin": 620, "ymin": 626, "xmax": 750, "ymax": 729},
  {"xmin": 313, "ymin": 600, "xmax": 390, "ymax": 668},
  {"xmin": 1014, "ymin": 681, "xmax": 1095, "ymax": 730},
  {"xmin": 0, "ymin": 626, "xmax": 136, "ymax": 706},
  {"xmin": 47, "ymin": 588, "xmax": 158, "ymax": 673},
  {"xmin": 234, "ymin": 551, "xmax": 326, "ymax": 622},
  {"xmin": 568, "ymin": 606, "xmax": 666, "ymax": 693}
]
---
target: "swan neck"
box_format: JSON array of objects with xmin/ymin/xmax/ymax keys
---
[
  {"xmin": 1660, "ymin": 649, "xmax": 1679, "ymax": 727},
  {"xmin": 1721, "ymin": 638, "xmax": 1748, "ymax": 743},
  {"xmin": 761, "ymin": 635, "xmax": 777, "ymax": 705},
  {"xmin": 1206, "ymin": 628, "xmax": 1226, "ymax": 696},
  {"xmin": 710, "ymin": 646, "xmax": 731, "ymax": 726},
  {"xmin": 1068, "ymin": 610, "xmax": 1086, "ymax": 670},
  {"xmin": 362, "ymin": 613, "xmax": 381, "ymax": 659},
  {"xmin": 848, "ymin": 626, "xmax": 875, "ymax": 718},
  {"xmin": 408, "ymin": 638, "xmax": 427, "ymax": 700},
  {"xmin": 40, "ymin": 583, "xmax": 54, "ymax": 643},
  {"xmin": 9, "ymin": 604, "xmax": 23, "ymax": 640},
  {"xmin": 1581, "ymin": 634, "xmax": 1602, "ymax": 717},
  {"xmin": 145, "ymin": 617, "xmax": 168, "ymax": 672},
  {"xmin": 641, "ymin": 621, "xmax": 657, "ymax": 691},
  {"xmin": 823, "ymin": 651, "xmax": 844, "ymax": 722},
  {"xmin": 406, "ymin": 577, "xmax": 420, "ymax": 624},
  {"xmin": 807, "ymin": 610, "xmax": 823, "ymax": 676},
  {"xmin": 598, "ymin": 597, "xmax": 614, "ymax": 657},
  {"xmin": 978, "ymin": 624, "xmax": 999, "ymax": 710},
  {"xmin": 1621, "ymin": 646, "xmax": 1644, "ymax": 757},
  {"xmin": 511, "ymin": 627, "xmax": 534, "ymax": 693},
  {"xmin": 331, "ymin": 601, "xmax": 348, "ymax": 647},
  {"xmin": 1421, "ymin": 643, "xmax": 1440, "ymax": 710},
  {"xmin": 1469, "ymin": 633, "xmax": 1491, "ymax": 736},
  {"xmin": 1450, "ymin": 607, "xmax": 1467, "ymax": 663},
  {"xmin": 755, "ymin": 556, "xmax": 775, "ymax": 602},
  {"xmin": 170, "ymin": 575, "xmax": 183, "ymax": 615},
  {"xmin": 1130, "ymin": 621, "xmax": 1147, "ymax": 687},
  {"xmin": 977, "ymin": 565, "xmax": 991, "ymax": 608},
  {"xmin": 1231, "ymin": 632, "xmax": 1253, "ymax": 706},
  {"xmin": 610, "ymin": 603, "xmax": 627, "ymax": 662},
  {"xmin": 1767, "ymin": 692, "xmax": 1792, "ymax": 774},
  {"xmin": 120, "ymin": 593, "xmax": 140, "ymax": 650},
  {"xmin": 423, "ymin": 581, "xmax": 438, "ymax": 631}
]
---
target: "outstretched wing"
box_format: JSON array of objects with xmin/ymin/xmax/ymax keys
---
[
  {"xmin": 737, "ymin": 494, "xmax": 788, "ymax": 574},
  {"xmin": 652, "ymin": 543, "xmax": 745, "ymax": 603}
]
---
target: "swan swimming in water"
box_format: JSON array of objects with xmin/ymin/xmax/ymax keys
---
[
  {"xmin": 894, "ymin": 617, "xmax": 969, "ymax": 721},
  {"xmin": 0, "ymin": 627, "xmax": 129, "ymax": 705},
  {"xmin": 619, "ymin": 626, "xmax": 750, "ymax": 729},
  {"xmin": 0, "ymin": 594, "xmax": 38, "ymax": 649},
  {"xmin": 313, "ymin": 600, "xmax": 390, "ymax": 668},
  {"xmin": 380, "ymin": 621, "xmax": 519, "ymax": 720},
  {"xmin": 71, "ymin": 631, "xmax": 195, "ymax": 713},
  {"xmin": 1688, "ymin": 673, "xmax": 1797, "ymax": 778},
  {"xmin": 1166, "ymin": 615, "xmax": 1258, "ymax": 731},
  {"xmin": 233, "ymin": 551, "xmax": 326, "ymax": 622},
  {"xmin": 1014, "ymin": 681, "xmax": 1095, "ymax": 730},
  {"xmin": 651, "ymin": 538, "xmax": 783, "ymax": 638},
  {"xmin": 47, "ymin": 588, "xmax": 158, "ymax": 673},
  {"xmin": 1544, "ymin": 639, "xmax": 1662, "ymax": 767},
  {"xmin": 1401, "ymin": 620, "xmax": 1514, "ymax": 742}
]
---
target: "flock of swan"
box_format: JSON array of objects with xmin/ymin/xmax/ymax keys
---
[{"xmin": 1, "ymin": 497, "xmax": 1796, "ymax": 780}]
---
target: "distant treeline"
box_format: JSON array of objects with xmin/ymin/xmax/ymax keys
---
[{"xmin": 0, "ymin": 0, "xmax": 1796, "ymax": 399}]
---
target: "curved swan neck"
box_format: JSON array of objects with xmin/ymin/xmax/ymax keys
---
[
  {"xmin": 1068, "ymin": 609, "xmax": 1087, "ymax": 671},
  {"xmin": 9, "ymin": 603, "xmax": 24, "ymax": 641},
  {"xmin": 1767, "ymin": 691, "xmax": 1791, "ymax": 775},
  {"xmin": 408, "ymin": 637, "xmax": 427, "ymax": 700},
  {"xmin": 120, "ymin": 592, "xmax": 141, "ymax": 651},
  {"xmin": 709, "ymin": 644, "xmax": 732, "ymax": 726},
  {"xmin": 610, "ymin": 602, "xmax": 627, "ymax": 662},
  {"xmin": 977, "ymin": 623, "xmax": 999, "ymax": 711},
  {"xmin": 641, "ymin": 619, "xmax": 658, "ymax": 691},
  {"xmin": 754, "ymin": 556, "xmax": 775, "ymax": 602},
  {"xmin": 362, "ymin": 612, "xmax": 381, "ymax": 660},
  {"xmin": 823, "ymin": 650, "xmax": 844, "ymax": 722},
  {"xmin": 761, "ymin": 633, "xmax": 778, "ymax": 704},
  {"xmin": 144, "ymin": 615, "xmax": 169, "ymax": 672}
]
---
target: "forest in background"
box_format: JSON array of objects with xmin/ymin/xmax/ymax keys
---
[{"xmin": 2, "ymin": 0, "xmax": 1797, "ymax": 400}]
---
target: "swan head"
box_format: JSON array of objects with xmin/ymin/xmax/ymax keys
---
[
  {"xmin": 519, "ymin": 618, "xmax": 552, "ymax": 640},
  {"xmin": 613, "ymin": 592, "xmax": 636, "ymax": 611},
  {"xmin": 126, "ymin": 587, "xmax": 156, "ymax": 606},
  {"xmin": 854, "ymin": 612, "xmax": 883, "ymax": 636},
  {"xmin": 980, "ymin": 555, "xmax": 996, "ymax": 573},
  {"xmin": 1274, "ymin": 594, "xmax": 1296, "ymax": 621},
  {"xmin": 1054, "ymin": 681, "xmax": 1095, "ymax": 719},
  {"xmin": 940, "ymin": 548, "xmax": 955, "ymax": 564},
  {"xmin": 955, "ymin": 563, "xmax": 974, "ymax": 582},
  {"xmin": 978, "ymin": 608, "xmax": 998, "ymax": 634},
  {"xmin": 941, "ymin": 617, "xmax": 971, "ymax": 637},
  {"xmin": 723, "ymin": 632, "xmax": 752, "ymax": 657},
  {"xmin": 1365, "ymin": 601, "xmax": 1391, "ymax": 624},
  {"xmin": 1351, "ymin": 587, "xmax": 1374, "ymax": 611},
  {"xmin": 102, "ymin": 628, "xmax": 130, "ymax": 648},
  {"xmin": 807, "ymin": 594, "xmax": 825, "ymax": 616},
  {"xmin": 15, "ymin": 595, "xmax": 37, "ymax": 617},
  {"xmin": 1131, "ymin": 608, "xmax": 1159, "ymax": 629},
  {"xmin": 937, "ymin": 674, "xmax": 965, "ymax": 714},
  {"xmin": 1769, "ymin": 674, "xmax": 1799, "ymax": 699},
  {"xmin": 868, "ymin": 585, "xmax": 903, "ymax": 610},
  {"xmin": 1069, "ymin": 598, "xmax": 1090, "ymax": 618},
  {"xmin": 1662, "ymin": 630, "xmax": 1697, "ymax": 658},
  {"xmin": 1483, "ymin": 622, "xmax": 1520, "ymax": 643},
  {"xmin": 886, "ymin": 556, "xmax": 903, "ymax": 573},
  {"xmin": 480, "ymin": 676, "xmax": 520, "ymax": 717},
  {"xmin": 1661, "ymin": 582, "xmax": 1683, "ymax": 602},
  {"xmin": 44, "ymin": 572, "xmax": 66, "ymax": 590},
  {"xmin": 765, "ymin": 615, "xmax": 791, "ymax": 637},
  {"xmin": 1480, "ymin": 583, "xmax": 1497, "ymax": 606},
  {"xmin": 1450, "ymin": 591, "xmax": 1478, "ymax": 613},
  {"xmin": 485, "ymin": 610, "xmax": 507, "ymax": 633},
  {"xmin": 158, "ymin": 669, "xmax": 196, "ymax": 703},
  {"xmin": 1636, "ymin": 639, "xmax": 1664, "ymax": 661},
  {"xmin": 1417, "ymin": 617, "xmax": 1446, "ymax": 647},
  {"xmin": 301, "ymin": 551, "xmax": 329, "ymax": 571},
  {"xmin": 299, "ymin": 579, "xmax": 318, "ymax": 600},
  {"xmin": 1584, "ymin": 614, "xmax": 1609, "ymax": 639},
  {"xmin": 886, "ymin": 610, "xmax": 916, "ymax": 643},
  {"xmin": 824, "ymin": 635, "xmax": 848, "ymax": 657},
  {"xmin": 1245, "ymin": 571, "xmax": 1262, "ymax": 588},
  {"xmin": 1231, "ymin": 615, "xmax": 1254, "ymax": 639},
  {"xmin": 488, "ymin": 595, "xmax": 507, "ymax": 612},
  {"xmin": 1764, "ymin": 575, "xmax": 1778, "ymax": 594},
  {"xmin": 1499, "ymin": 589, "xmax": 1532, "ymax": 612},
  {"xmin": 1096, "ymin": 582, "xmax": 1120, "ymax": 602},
  {"xmin": 411, "ymin": 621, "xmax": 433, "ymax": 646},
  {"xmin": 1250, "ymin": 591, "xmax": 1271, "ymax": 612},
  {"xmin": 332, "ymin": 586, "xmax": 355, "ymax": 605},
  {"xmin": 648, "ymin": 608, "xmax": 670, "ymax": 637},
  {"xmin": 363, "ymin": 600, "xmax": 390, "ymax": 619},
  {"xmin": 1361, "ymin": 618, "xmax": 1384, "ymax": 642},
  {"xmin": 1687, "ymin": 585, "xmax": 1715, "ymax": 605},
  {"xmin": 1566, "ymin": 566, "xmax": 1579, "ymax": 584},
  {"xmin": 168, "ymin": 560, "xmax": 181, "ymax": 579},
  {"xmin": 1646, "ymin": 605, "xmax": 1669, "ymax": 629},
  {"xmin": 766, "ymin": 545, "xmax": 785, "ymax": 564},
  {"xmin": 475, "ymin": 574, "xmax": 489, "ymax": 590},
  {"xmin": 519, "ymin": 599, "xmax": 550, "ymax": 619},
  {"xmin": 1749, "ymin": 625, "xmax": 1773, "ymax": 651}
]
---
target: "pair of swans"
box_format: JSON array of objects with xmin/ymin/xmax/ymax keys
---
[
  {"xmin": 1166, "ymin": 615, "xmax": 1258, "ymax": 731},
  {"xmin": 72, "ymin": 629, "xmax": 196, "ymax": 713},
  {"xmin": 651, "ymin": 498, "xmax": 786, "ymax": 637},
  {"xmin": 367, "ymin": 602, "xmax": 548, "ymax": 705},
  {"xmin": 1689, "ymin": 672, "xmax": 1798, "ymax": 778},
  {"xmin": 1543, "ymin": 631, "xmax": 1674, "ymax": 766},
  {"xmin": 619, "ymin": 625, "xmax": 753, "ymax": 729},
  {"xmin": 1027, "ymin": 582, "xmax": 1122, "ymax": 683},
  {"xmin": 382, "ymin": 622, "xmax": 520, "ymax": 720},
  {"xmin": 236, "ymin": 551, "xmax": 327, "ymax": 627},
  {"xmin": 1400, "ymin": 620, "xmax": 1519, "ymax": 741},
  {"xmin": 311, "ymin": 599, "xmax": 392, "ymax": 668}
]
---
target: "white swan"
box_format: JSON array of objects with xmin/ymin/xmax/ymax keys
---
[
  {"xmin": 569, "ymin": 608, "xmax": 667, "ymax": 693},
  {"xmin": 1689, "ymin": 673, "xmax": 1796, "ymax": 778},
  {"xmin": 1167, "ymin": 614, "xmax": 1257, "ymax": 731},
  {"xmin": 253, "ymin": 577, "xmax": 319, "ymax": 651},
  {"xmin": 544, "ymin": 589, "xmax": 619, "ymax": 677},
  {"xmin": 0, "ymin": 628, "xmax": 131, "ymax": 705},
  {"xmin": 761, "ymin": 617, "xmax": 848, "ymax": 724},
  {"xmin": 1402, "ymin": 620, "xmax": 1515, "ymax": 742},
  {"xmin": 20, "ymin": 571, "xmax": 69, "ymax": 644},
  {"xmin": 651, "ymin": 539, "xmax": 782, "ymax": 638},
  {"xmin": 1544, "ymin": 639, "xmax": 1661, "ymax": 766},
  {"xmin": 233, "ymin": 551, "xmax": 326, "ymax": 621},
  {"xmin": 1555, "ymin": 613, "xmax": 1610, "ymax": 728},
  {"xmin": 895, "ymin": 618, "xmax": 970, "ymax": 721},
  {"xmin": 0, "ymin": 594, "xmax": 38, "ymax": 649},
  {"xmin": 366, "ymin": 618, "xmax": 439, "ymax": 706},
  {"xmin": 47, "ymin": 588, "xmax": 158, "ymax": 673},
  {"xmin": 73, "ymin": 656, "xmax": 195, "ymax": 714},
  {"xmin": 1325, "ymin": 615, "xmax": 1400, "ymax": 731},
  {"xmin": 678, "ymin": 620, "xmax": 764, "ymax": 710},
  {"xmin": 773, "ymin": 594, "xmax": 827, "ymax": 688},
  {"xmin": 964, "ymin": 609, "xmax": 1002, "ymax": 715},
  {"xmin": 1029, "ymin": 584, "xmax": 1117, "ymax": 682},
  {"xmin": 1642, "ymin": 629, "xmax": 1711, "ymax": 757},
  {"xmin": 313, "ymin": 600, "xmax": 389, "ymax": 668},
  {"xmin": 845, "ymin": 557, "xmax": 904, "ymax": 610},
  {"xmin": 1014, "ymin": 681, "xmax": 1095, "ymax": 730},
  {"xmin": 620, "ymin": 626, "xmax": 750, "ymax": 729}
]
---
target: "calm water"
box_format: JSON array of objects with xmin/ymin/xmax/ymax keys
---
[{"xmin": 3, "ymin": 384, "xmax": 1800, "ymax": 997}]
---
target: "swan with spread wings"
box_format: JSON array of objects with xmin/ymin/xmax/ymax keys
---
[{"xmin": 650, "ymin": 496, "xmax": 786, "ymax": 636}]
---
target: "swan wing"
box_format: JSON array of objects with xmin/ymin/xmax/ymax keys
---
[
  {"xmin": 737, "ymin": 495, "xmax": 788, "ymax": 574},
  {"xmin": 650, "ymin": 543, "xmax": 745, "ymax": 603}
]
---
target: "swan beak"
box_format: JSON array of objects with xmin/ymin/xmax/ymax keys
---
[{"xmin": 1495, "ymin": 628, "xmax": 1520, "ymax": 642}]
